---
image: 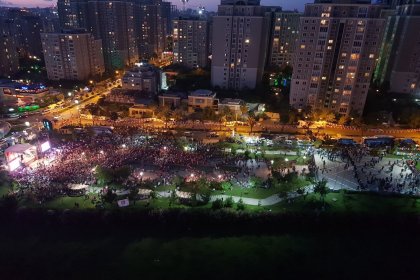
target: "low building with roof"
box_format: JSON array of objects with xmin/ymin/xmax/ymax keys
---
[
  {"xmin": 158, "ymin": 92, "xmax": 187, "ymax": 108},
  {"xmin": 218, "ymin": 98, "xmax": 246, "ymax": 115},
  {"xmin": 188, "ymin": 89, "xmax": 218, "ymax": 112}
]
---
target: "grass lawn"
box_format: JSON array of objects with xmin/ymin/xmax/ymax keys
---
[
  {"xmin": 154, "ymin": 185, "xmax": 175, "ymax": 192},
  {"xmin": 0, "ymin": 185, "xmax": 11, "ymax": 197},
  {"xmin": 416, "ymin": 162, "xmax": 420, "ymax": 171},
  {"xmin": 262, "ymin": 192, "xmax": 420, "ymax": 215},
  {"xmin": 41, "ymin": 196, "xmax": 97, "ymax": 209},
  {"xmin": 213, "ymin": 178, "xmax": 310, "ymax": 199}
]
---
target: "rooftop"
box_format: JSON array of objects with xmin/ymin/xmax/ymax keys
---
[
  {"xmin": 219, "ymin": 98, "xmax": 245, "ymax": 105},
  {"xmin": 190, "ymin": 89, "xmax": 215, "ymax": 97}
]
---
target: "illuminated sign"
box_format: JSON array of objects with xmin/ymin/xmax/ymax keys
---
[
  {"xmin": 8, "ymin": 158, "xmax": 20, "ymax": 171},
  {"xmin": 40, "ymin": 141, "xmax": 51, "ymax": 152},
  {"xmin": 42, "ymin": 119, "xmax": 53, "ymax": 131},
  {"xmin": 18, "ymin": 105, "xmax": 40, "ymax": 112}
]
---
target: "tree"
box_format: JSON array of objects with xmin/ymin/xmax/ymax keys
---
[
  {"xmin": 221, "ymin": 181, "xmax": 232, "ymax": 191},
  {"xmin": 249, "ymin": 176, "xmax": 263, "ymax": 188},
  {"xmin": 221, "ymin": 106, "xmax": 234, "ymax": 121},
  {"xmin": 173, "ymin": 108, "xmax": 185, "ymax": 122},
  {"xmin": 313, "ymin": 179, "xmax": 329, "ymax": 204},
  {"xmin": 157, "ymin": 106, "xmax": 172, "ymax": 128},
  {"xmin": 247, "ymin": 112, "xmax": 257, "ymax": 134},
  {"xmin": 150, "ymin": 190, "xmax": 157, "ymax": 199},
  {"xmin": 94, "ymin": 166, "xmax": 114, "ymax": 185},
  {"xmin": 224, "ymin": 196, "xmax": 234, "ymax": 208},
  {"xmin": 202, "ymin": 107, "xmax": 217, "ymax": 120},
  {"xmin": 240, "ymin": 105, "xmax": 248, "ymax": 117},
  {"xmin": 110, "ymin": 111, "xmax": 118, "ymax": 122},
  {"xmin": 212, "ymin": 198, "xmax": 224, "ymax": 210},
  {"xmin": 217, "ymin": 113, "xmax": 227, "ymax": 131},
  {"xmin": 337, "ymin": 115, "xmax": 348, "ymax": 125},
  {"xmin": 311, "ymin": 108, "xmax": 335, "ymax": 123},
  {"xmin": 169, "ymin": 189, "xmax": 177, "ymax": 206},
  {"xmin": 236, "ymin": 198, "xmax": 245, "ymax": 211},
  {"xmin": 102, "ymin": 189, "xmax": 117, "ymax": 204}
]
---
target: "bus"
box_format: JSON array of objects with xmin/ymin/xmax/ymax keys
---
[{"xmin": 363, "ymin": 136, "xmax": 395, "ymax": 147}]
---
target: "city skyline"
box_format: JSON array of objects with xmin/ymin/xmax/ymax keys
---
[{"xmin": 0, "ymin": 0, "xmax": 307, "ymax": 11}]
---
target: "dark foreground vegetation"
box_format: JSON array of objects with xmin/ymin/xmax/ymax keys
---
[{"xmin": 1, "ymin": 206, "xmax": 420, "ymax": 279}]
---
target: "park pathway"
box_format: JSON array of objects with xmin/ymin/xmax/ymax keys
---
[{"xmin": 157, "ymin": 186, "xmax": 313, "ymax": 206}]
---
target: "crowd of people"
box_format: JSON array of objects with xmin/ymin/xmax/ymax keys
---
[{"xmin": 316, "ymin": 145, "xmax": 420, "ymax": 194}]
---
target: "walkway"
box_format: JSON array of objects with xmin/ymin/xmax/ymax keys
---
[{"xmin": 157, "ymin": 186, "xmax": 312, "ymax": 206}]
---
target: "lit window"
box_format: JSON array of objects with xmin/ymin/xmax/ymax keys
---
[{"xmin": 350, "ymin": 54, "xmax": 359, "ymax": 60}]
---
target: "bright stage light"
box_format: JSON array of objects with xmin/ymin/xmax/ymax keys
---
[
  {"xmin": 40, "ymin": 141, "xmax": 51, "ymax": 152},
  {"xmin": 8, "ymin": 158, "xmax": 20, "ymax": 171}
]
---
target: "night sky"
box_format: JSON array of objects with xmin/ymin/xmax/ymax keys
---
[{"xmin": 1, "ymin": 0, "xmax": 308, "ymax": 11}]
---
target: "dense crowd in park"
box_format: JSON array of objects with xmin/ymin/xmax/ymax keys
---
[{"xmin": 316, "ymin": 146, "xmax": 419, "ymax": 194}]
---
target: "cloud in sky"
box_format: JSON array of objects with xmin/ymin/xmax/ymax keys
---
[{"xmin": 0, "ymin": 0, "xmax": 15, "ymax": 6}]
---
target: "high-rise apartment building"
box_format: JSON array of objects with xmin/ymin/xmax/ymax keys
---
[
  {"xmin": 57, "ymin": 0, "xmax": 89, "ymax": 29},
  {"xmin": 57, "ymin": 0, "xmax": 172, "ymax": 68},
  {"xmin": 290, "ymin": 0, "xmax": 386, "ymax": 117},
  {"xmin": 134, "ymin": 0, "xmax": 172, "ymax": 59},
  {"xmin": 88, "ymin": 1, "xmax": 138, "ymax": 70},
  {"xmin": 41, "ymin": 30, "xmax": 105, "ymax": 81},
  {"xmin": 211, "ymin": 0, "xmax": 273, "ymax": 90},
  {"xmin": 173, "ymin": 17, "xmax": 209, "ymax": 68},
  {"xmin": 268, "ymin": 11, "xmax": 301, "ymax": 68},
  {"xmin": 374, "ymin": 0, "xmax": 420, "ymax": 94},
  {"xmin": 0, "ymin": 35, "xmax": 19, "ymax": 78},
  {"xmin": 57, "ymin": 0, "xmax": 138, "ymax": 70},
  {"xmin": 0, "ymin": 9, "xmax": 44, "ymax": 58}
]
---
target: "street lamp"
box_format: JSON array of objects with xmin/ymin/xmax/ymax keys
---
[
  {"xmin": 140, "ymin": 171, "xmax": 144, "ymax": 177},
  {"xmin": 163, "ymin": 146, "xmax": 167, "ymax": 151},
  {"xmin": 270, "ymin": 160, "xmax": 274, "ymax": 165},
  {"xmin": 75, "ymin": 100, "xmax": 79, "ymax": 104},
  {"xmin": 190, "ymin": 173, "xmax": 195, "ymax": 178},
  {"xmin": 122, "ymin": 144, "xmax": 127, "ymax": 148},
  {"xmin": 68, "ymin": 92, "xmax": 72, "ymax": 97},
  {"xmin": 285, "ymin": 158, "xmax": 289, "ymax": 162},
  {"xmin": 24, "ymin": 121, "xmax": 30, "ymax": 127},
  {"xmin": 100, "ymin": 150, "xmax": 104, "ymax": 154}
]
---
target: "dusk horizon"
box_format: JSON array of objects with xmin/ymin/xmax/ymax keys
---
[{"xmin": 0, "ymin": 0, "xmax": 307, "ymax": 11}]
